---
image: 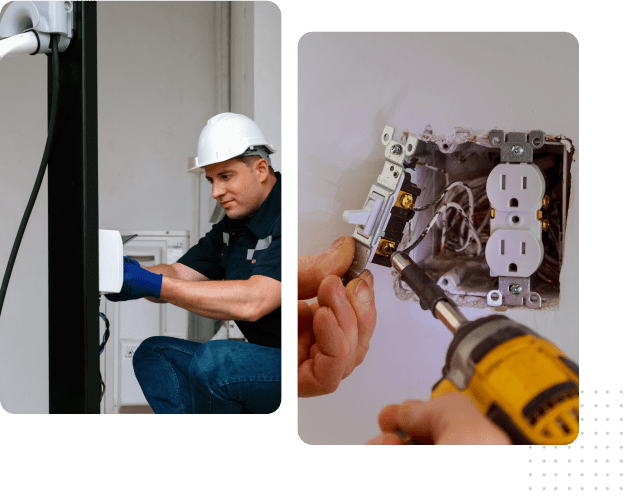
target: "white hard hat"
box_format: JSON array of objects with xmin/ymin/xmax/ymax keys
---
[{"xmin": 189, "ymin": 112, "xmax": 276, "ymax": 171}]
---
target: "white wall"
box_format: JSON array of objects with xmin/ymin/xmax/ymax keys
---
[
  {"xmin": 231, "ymin": 1, "xmax": 281, "ymax": 171},
  {"xmin": 298, "ymin": 32, "xmax": 578, "ymax": 444},
  {"xmin": 0, "ymin": 2, "xmax": 226, "ymax": 413}
]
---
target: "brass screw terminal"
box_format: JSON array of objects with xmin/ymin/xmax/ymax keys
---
[
  {"xmin": 542, "ymin": 195, "xmax": 550, "ymax": 210},
  {"xmin": 542, "ymin": 219, "xmax": 550, "ymax": 232},
  {"xmin": 376, "ymin": 239, "xmax": 396, "ymax": 257},
  {"xmin": 490, "ymin": 208, "xmax": 495, "ymax": 219},
  {"xmin": 400, "ymin": 194, "xmax": 414, "ymax": 209},
  {"xmin": 394, "ymin": 191, "xmax": 415, "ymax": 210}
]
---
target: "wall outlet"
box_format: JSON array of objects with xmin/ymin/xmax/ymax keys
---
[
  {"xmin": 485, "ymin": 162, "xmax": 545, "ymax": 278},
  {"xmin": 123, "ymin": 345, "xmax": 136, "ymax": 359},
  {"xmin": 485, "ymin": 229, "xmax": 543, "ymax": 277},
  {"xmin": 486, "ymin": 162, "xmax": 545, "ymax": 212}
]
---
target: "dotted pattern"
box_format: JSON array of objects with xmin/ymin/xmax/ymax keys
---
[{"xmin": 528, "ymin": 391, "xmax": 624, "ymax": 493}]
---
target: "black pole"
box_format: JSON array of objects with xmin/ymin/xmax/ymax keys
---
[{"xmin": 48, "ymin": 2, "xmax": 100, "ymax": 414}]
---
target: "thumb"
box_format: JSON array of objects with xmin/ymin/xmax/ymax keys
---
[{"xmin": 298, "ymin": 236, "xmax": 355, "ymax": 300}]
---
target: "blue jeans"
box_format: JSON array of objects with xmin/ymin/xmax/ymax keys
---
[{"xmin": 133, "ymin": 336, "xmax": 281, "ymax": 414}]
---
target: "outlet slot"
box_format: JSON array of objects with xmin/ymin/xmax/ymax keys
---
[
  {"xmin": 508, "ymin": 263, "xmax": 518, "ymax": 273},
  {"xmin": 521, "ymin": 242, "xmax": 526, "ymax": 255},
  {"xmin": 509, "ymin": 198, "xmax": 518, "ymax": 207},
  {"xmin": 522, "ymin": 176, "xmax": 527, "ymax": 189},
  {"xmin": 500, "ymin": 239, "xmax": 505, "ymax": 255},
  {"xmin": 501, "ymin": 174, "xmax": 506, "ymax": 190}
]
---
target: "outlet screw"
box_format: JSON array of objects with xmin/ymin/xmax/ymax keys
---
[
  {"xmin": 542, "ymin": 219, "xmax": 550, "ymax": 232},
  {"xmin": 64, "ymin": 1, "xmax": 71, "ymax": 11},
  {"xmin": 391, "ymin": 144, "xmax": 402, "ymax": 155},
  {"xmin": 512, "ymin": 145, "xmax": 524, "ymax": 156},
  {"xmin": 542, "ymin": 195, "xmax": 550, "ymax": 209},
  {"xmin": 377, "ymin": 240, "xmax": 395, "ymax": 257},
  {"xmin": 399, "ymin": 193, "xmax": 414, "ymax": 209},
  {"xmin": 509, "ymin": 284, "xmax": 523, "ymax": 295}
]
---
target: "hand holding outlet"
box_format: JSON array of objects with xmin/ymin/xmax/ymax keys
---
[{"xmin": 105, "ymin": 257, "xmax": 163, "ymax": 302}]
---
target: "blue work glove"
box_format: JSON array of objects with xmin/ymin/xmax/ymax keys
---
[{"xmin": 105, "ymin": 257, "xmax": 163, "ymax": 302}]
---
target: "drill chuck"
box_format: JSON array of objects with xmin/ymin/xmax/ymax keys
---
[{"xmin": 391, "ymin": 251, "xmax": 466, "ymax": 332}]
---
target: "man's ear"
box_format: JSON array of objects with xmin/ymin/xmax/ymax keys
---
[{"xmin": 255, "ymin": 157, "xmax": 270, "ymax": 182}]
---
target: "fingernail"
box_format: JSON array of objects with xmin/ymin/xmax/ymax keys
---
[
  {"xmin": 326, "ymin": 237, "xmax": 344, "ymax": 253},
  {"xmin": 336, "ymin": 279, "xmax": 347, "ymax": 300},
  {"xmin": 354, "ymin": 279, "xmax": 372, "ymax": 303},
  {"xmin": 367, "ymin": 435, "xmax": 385, "ymax": 445},
  {"xmin": 325, "ymin": 307, "xmax": 338, "ymax": 326}
]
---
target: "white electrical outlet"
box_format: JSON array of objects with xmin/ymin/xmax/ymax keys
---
[
  {"xmin": 485, "ymin": 229, "xmax": 543, "ymax": 277},
  {"xmin": 485, "ymin": 162, "xmax": 545, "ymax": 278},
  {"xmin": 486, "ymin": 162, "xmax": 545, "ymax": 212}
]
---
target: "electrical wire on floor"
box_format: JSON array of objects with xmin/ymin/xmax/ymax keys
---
[{"xmin": 0, "ymin": 34, "xmax": 62, "ymax": 318}]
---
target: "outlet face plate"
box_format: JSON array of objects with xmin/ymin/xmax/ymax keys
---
[{"xmin": 486, "ymin": 162, "xmax": 545, "ymax": 280}]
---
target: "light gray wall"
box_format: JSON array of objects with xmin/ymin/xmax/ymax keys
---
[
  {"xmin": 0, "ymin": 2, "xmax": 226, "ymax": 413},
  {"xmin": 231, "ymin": 1, "xmax": 281, "ymax": 172},
  {"xmin": 253, "ymin": 2, "xmax": 281, "ymax": 172},
  {"xmin": 231, "ymin": 1, "xmax": 254, "ymax": 118},
  {"xmin": 298, "ymin": 32, "xmax": 578, "ymax": 444}
]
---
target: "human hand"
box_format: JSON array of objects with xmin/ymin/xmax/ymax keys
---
[
  {"xmin": 367, "ymin": 393, "xmax": 511, "ymax": 445},
  {"xmin": 298, "ymin": 236, "xmax": 377, "ymax": 397},
  {"xmin": 105, "ymin": 257, "xmax": 163, "ymax": 302}
]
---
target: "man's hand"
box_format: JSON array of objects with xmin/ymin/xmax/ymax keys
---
[
  {"xmin": 105, "ymin": 257, "xmax": 163, "ymax": 302},
  {"xmin": 298, "ymin": 236, "xmax": 377, "ymax": 397},
  {"xmin": 367, "ymin": 393, "xmax": 511, "ymax": 445}
]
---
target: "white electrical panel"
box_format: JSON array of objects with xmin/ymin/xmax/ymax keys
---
[{"xmin": 101, "ymin": 230, "xmax": 189, "ymax": 414}]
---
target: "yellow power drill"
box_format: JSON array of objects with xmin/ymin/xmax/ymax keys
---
[{"xmin": 390, "ymin": 251, "xmax": 579, "ymax": 445}]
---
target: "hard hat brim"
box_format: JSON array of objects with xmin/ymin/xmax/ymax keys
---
[{"xmin": 187, "ymin": 145, "xmax": 275, "ymax": 172}]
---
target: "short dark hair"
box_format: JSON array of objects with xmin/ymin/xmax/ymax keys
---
[{"xmin": 239, "ymin": 155, "xmax": 275, "ymax": 174}]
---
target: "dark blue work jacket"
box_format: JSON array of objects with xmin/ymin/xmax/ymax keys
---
[{"xmin": 178, "ymin": 172, "xmax": 281, "ymax": 348}]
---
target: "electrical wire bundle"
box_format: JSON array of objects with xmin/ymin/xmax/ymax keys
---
[
  {"xmin": 393, "ymin": 165, "xmax": 484, "ymax": 301},
  {"xmin": 402, "ymin": 172, "xmax": 484, "ymax": 257}
]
